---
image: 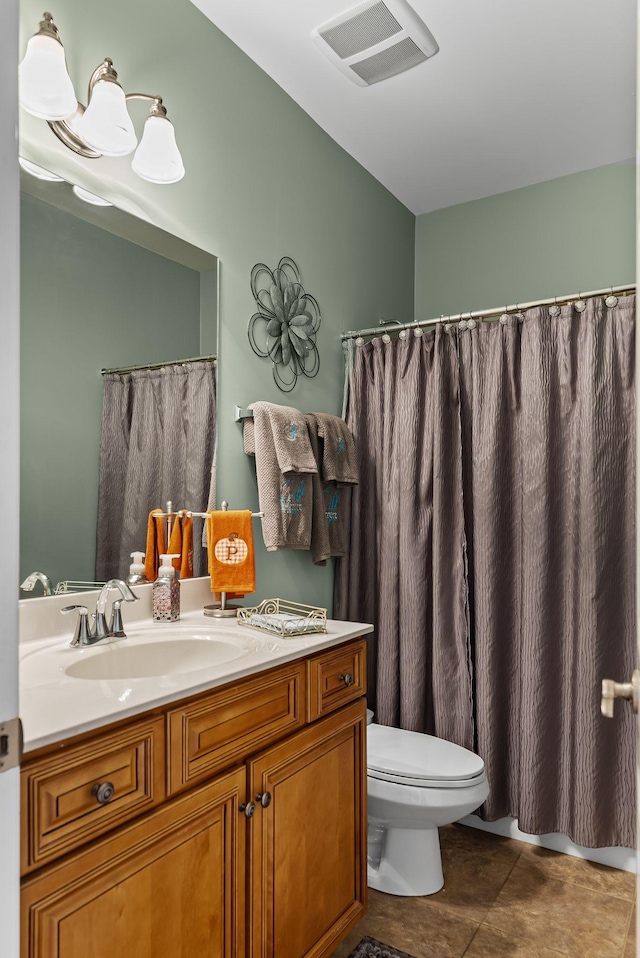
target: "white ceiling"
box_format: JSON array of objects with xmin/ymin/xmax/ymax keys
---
[{"xmin": 190, "ymin": 0, "xmax": 636, "ymax": 215}]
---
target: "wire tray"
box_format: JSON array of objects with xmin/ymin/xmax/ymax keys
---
[{"xmin": 237, "ymin": 598, "xmax": 327, "ymax": 637}]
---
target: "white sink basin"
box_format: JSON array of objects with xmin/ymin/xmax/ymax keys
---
[{"xmin": 64, "ymin": 638, "xmax": 248, "ymax": 680}]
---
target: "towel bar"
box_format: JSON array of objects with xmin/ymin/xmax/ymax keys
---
[{"xmin": 234, "ymin": 405, "xmax": 254, "ymax": 422}]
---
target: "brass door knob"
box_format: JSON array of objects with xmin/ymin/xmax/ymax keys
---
[{"xmin": 601, "ymin": 670, "xmax": 640, "ymax": 718}]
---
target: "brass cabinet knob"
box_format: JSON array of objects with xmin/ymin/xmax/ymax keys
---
[
  {"xmin": 256, "ymin": 791, "xmax": 272, "ymax": 808},
  {"xmin": 601, "ymin": 670, "xmax": 640, "ymax": 718},
  {"xmin": 92, "ymin": 781, "xmax": 115, "ymax": 805},
  {"xmin": 340, "ymin": 672, "xmax": 354, "ymax": 687},
  {"xmin": 240, "ymin": 801, "xmax": 256, "ymax": 819}
]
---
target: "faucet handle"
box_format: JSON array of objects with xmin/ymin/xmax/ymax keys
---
[
  {"xmin": 109, "ymin": 600, "xmax": 127, "ymax": 638},
  {"xmin": 62, "ymin": 605, "xmax": 92, "ymax": 647}
]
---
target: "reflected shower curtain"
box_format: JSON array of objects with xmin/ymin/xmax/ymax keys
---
[
  {"xmin": 96, "ymin": 361, "xmax": 216, "ymax": 580},
  {"xmin": 335, "ymin": 296, "xmax": 636, "ymax": 847}
]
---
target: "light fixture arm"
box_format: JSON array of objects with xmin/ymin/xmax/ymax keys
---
[
  {"xmin": 86, "ymin": 58, "xmax": 120, "ymax": 103},
  {"xmin": 125, "ymin": 94, "xmax": 169, "ymax": 118},
  {"xmin": 49, "ymin": 65, "xmax": 170, "ymax": 158}
]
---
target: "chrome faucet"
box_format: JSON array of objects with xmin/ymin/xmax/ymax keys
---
[
  {"xmin": 63, "ymin": 579, "xmax": 139, "ymax": 647},
  {"xmin": 20, "ymin": 571, "xmax": 53, "ymax": 596}
]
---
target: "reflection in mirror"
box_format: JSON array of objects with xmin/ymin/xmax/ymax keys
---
[{"xmin": 20, "ymin": 172, "xmax": 219, "ymax": 595}]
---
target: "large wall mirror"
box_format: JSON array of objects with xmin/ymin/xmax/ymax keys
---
[{"xmin": 20, "ymin": 173, "xmax": 219, "ymax": 596}]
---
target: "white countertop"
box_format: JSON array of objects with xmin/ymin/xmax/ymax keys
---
[{"xmin": 19, "ymin": 580, "xmax": 372, "ymax": 753}]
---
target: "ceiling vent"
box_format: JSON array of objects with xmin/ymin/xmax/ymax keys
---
[{"xmin": 311, "ymin": 0, "xmax": 438, "ymax": 87}]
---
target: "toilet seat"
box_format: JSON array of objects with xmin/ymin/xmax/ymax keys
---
[{"xmin": 367, "ymin": 724, "xmax": 486, "ymax": 789}]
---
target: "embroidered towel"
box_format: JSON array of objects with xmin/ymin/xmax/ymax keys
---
[
  {"xmin": 312, "ymin": 412, "xmax": 358, "ymax": 485},
  {"xmin": 246, "ymin": 402, "xmax": 317, "ymax": 474},
  {"xmin": 144, "ymin": 509, "xmax": 166, "ymax": 582},
  {"xmin": 206, "ymin": 510, "xmax": 256, "ymax": 595},
  {"xmin": 243, "ymin": 402, "xmax": 316, "ymax": 552},
  {"xmin": 305, "ymin": 414, "xmax": 347, "ymax": 565}
]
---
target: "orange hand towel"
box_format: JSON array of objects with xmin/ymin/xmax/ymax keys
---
[
  {"xmin": 168, "ymin": 511, "xmax": 194, "ymax": 579},
  {"xmin": 206, "ymin": 510, "xmax": 256, "ymax": 596},
  {"xmin": 145, "ymin": 509, "xmax": 166, "ymax": 582}
]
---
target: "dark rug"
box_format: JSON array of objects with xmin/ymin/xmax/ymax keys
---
[{"xmin": 348, "ymin": 937, "xmax": 417, "ymax": 958}]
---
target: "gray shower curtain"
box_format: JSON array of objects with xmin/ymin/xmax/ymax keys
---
[
  {"xmin": 96, "ymin": 361, "xmax": 216, "ymax": 580},
  {"xmin": 335, "ymin": 327, "xmax": 474, "ymax": 748},
  {"xmin": 335, "ymin": 295, "xmax": 636, "ymax": 848}
]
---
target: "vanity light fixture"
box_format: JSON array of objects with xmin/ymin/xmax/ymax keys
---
[
  {"xmin": 18, "ymin": 156, "xmax": 65, "ymax": 181},
  {"xmin": 19, "ymin": 12, "xmax": 185, "ymax": 184},
  {"xmin": 72, "ymin": 185, "xmax": 113, "ymax": 207}
]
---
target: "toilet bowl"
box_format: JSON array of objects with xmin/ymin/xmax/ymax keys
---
[{"xmin": 366, "ymin": 722, "xmax": 489, "ymax": 897}]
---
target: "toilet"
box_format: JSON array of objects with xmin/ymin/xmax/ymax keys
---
[{"xmin": 365, "ymin": 711, "xmax": 489, "ymax": 897}]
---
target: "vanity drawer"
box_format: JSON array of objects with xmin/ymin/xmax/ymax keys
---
[
  {"xmin": 308, "ymin": 639, "xmax": 367, "ymax": 721},
  {"xmin": 21, "ymin": 716, "xmax": 165, "ymax": 875},
  {"xmin": 167, "ymin": 661, "xmax": 306, "ymax": 794}
]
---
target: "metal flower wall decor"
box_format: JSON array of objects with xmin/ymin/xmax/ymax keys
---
[{"xmin": 248, "ymin": 257, "xmax": 321, "ymax": 392}]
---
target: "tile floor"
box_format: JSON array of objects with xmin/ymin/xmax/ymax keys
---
[{"xmin": 330, "ymin": 824, "xmax": 636, "ymax": 958}]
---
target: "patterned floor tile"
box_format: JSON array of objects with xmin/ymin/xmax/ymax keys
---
[
  {"xmin": 485, "ymin": 862, "xmax": 633, "ymax": 958},
  {"xmin": 463, "ymin": 924, "xmax": 571, "ymax": 957},
  {"xmin": 518, "ymin": 844, "xmax": 635, "ymax": 901},
  {"xmin": 439, "ymin": 824, "xmax": 523, "ymax": 866}
]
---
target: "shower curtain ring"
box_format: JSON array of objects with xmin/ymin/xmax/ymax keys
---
[
  {"xmin": 550, "ymin": 295, "xmax": 561, "ymax": 318},
  {"xmin": 575, "ymin": 292, "xmax": 586, "ymax": 313},
  {"xmin": 606, "ymin": 287, "xmax": 618, "ymax": 308},
  {"xmin": 467, "ymin": 311, "xmax": 477, "ymax": 330},
  {"xmin": 500, "ymin": 306, "xmax": 509, "ymax": 325},
  {"xmin": 413, "ymin": 318, "xmax": 423, "ymax": 337}
]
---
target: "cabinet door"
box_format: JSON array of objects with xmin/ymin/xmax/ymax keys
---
[
  {"xmin": 21, "ymin": 769, "xmax": 246, "ymax": 958},
  {"xmin": 247, "ymin": 699, "xmax": 367, "ymax": 958}
]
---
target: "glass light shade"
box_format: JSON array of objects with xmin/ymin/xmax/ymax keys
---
[
  {"xmin": 132, "ymin": 116, "xmax": 185, "ymax": 184},
  {"xmin": 18, "ymin": 157, "xmax": 65, "ymax": 182},
  {"xmin": 77, "ymin": 80, "xmax": 137, "ymax": 157},
  {"xmin": 72, "ymin": 185, "xmax": 113, "ymax": 207},
  {"xmin": 19, "ymin": 35, "xmax": 77, "ymax": 121}
]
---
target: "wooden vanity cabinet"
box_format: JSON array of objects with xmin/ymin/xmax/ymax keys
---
[
  {"xmin": 21, "ymin": 768, "xmax": 246, "ymax": 958},
  {"xmin": 20, "ymin": 639, "xmax": 367, "ymax": 958},
  {"xmin": 248, "ymin": 700, "xmax": 367, "ymax": 958}
]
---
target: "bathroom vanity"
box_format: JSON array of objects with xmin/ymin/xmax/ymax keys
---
[{"xmin": 18, "ymin": 591, "xmax": 371, "ymax": 958}]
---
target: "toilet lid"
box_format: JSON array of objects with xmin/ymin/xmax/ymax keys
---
[{"xmin": 367, "ymin": 724, "xmax": 485, "ymax": 784}]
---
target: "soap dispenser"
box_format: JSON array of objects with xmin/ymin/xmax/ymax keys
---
[
  {"xmin": 153, "ymin": 553, "xmax": 180, "ymax": 622},
  {"xmin": 126, "ymin": 551, "xmax": 147, "ymax": 585}
]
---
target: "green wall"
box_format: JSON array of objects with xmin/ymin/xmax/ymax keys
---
[
  {"xmin": 20, "ymin": 193, "xmax": 202, "ymax": 590},
  {"xmin": 19, "ymin": 0, "xmax": 415, "ymax": 612},
  {"xmin": 415, "ymin": 162, "xmax": 635, "ymax": 319}
]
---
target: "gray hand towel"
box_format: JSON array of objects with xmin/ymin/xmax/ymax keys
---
[
  {"xmin": 312, "ymin": 412, "xmax": 358, "ymax": 485},
  {"xmin": 243, "ymin": 402, "xmax": 316, "ymax": 552},
  {"xmin": 305, "ymin": 414, "xmax": 348, "ymax": 565},
  {"xmin": 249, "ymin": 401, "xmax": 317, "ymax": 474}
]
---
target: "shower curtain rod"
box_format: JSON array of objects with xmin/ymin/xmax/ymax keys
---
[
  {"xmin": 341, "ymin": 283, "xmax": 636, "ymax": 341},
  {"xmin": 101, "ymin": 353, "xmax": 217, "ymax": 376}
]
